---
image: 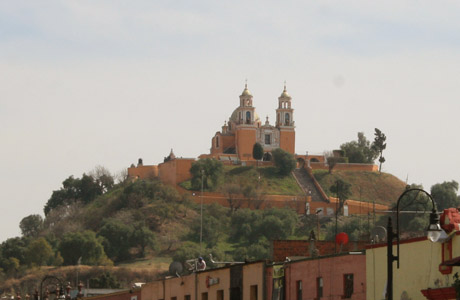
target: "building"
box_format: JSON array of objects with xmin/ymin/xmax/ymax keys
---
[
  {"xmin": 366, "ymin": 208, "xmax": 460, "ymax": 300},
  {"xmin": 141, "ymin": 262, "xmax": 265, "ymax": 300},
  {"xmin": 140, "ymin": 253, "xmax": 366, "ymax": 300},
  {"xmin": 266, "ymin": 252, "xmax": 366, "ymax": 300},
  {"xmin": 209, "ymin": 83, "xmax": 295, "ymax": 162}
]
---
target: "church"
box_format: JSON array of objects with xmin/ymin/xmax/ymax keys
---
[{"xmin": 208, "ymin": 83, "xmax": 295, "ymax": 162}]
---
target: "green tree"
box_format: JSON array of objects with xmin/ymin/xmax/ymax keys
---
[
  {"xmin": 26, "ymin": 238, "xmax": 53, "ymax": 267},
  {"xmin": 330, "ymin": 179, "xmax": 352, "ymax": 215},
  {"xmin": 340, "ymin": 132, "xmax": 378, "ymax": 163},
  {"xmin": 89, "ymin": 272, "xmax": 121, "ymax": 288},
  {"xmin": 0, "ymin": 237, "xmax": 28, "ymax": 267},
  {"xmin": 44, "ymin": 174, "xmax": 103, "ymax": 215},
  {"xmin": 252, "ymin": 143, "xmax": 264, "ymax": 166},
  {"xmin": 19, "ymin": 214, "xmax": 43, "ymax": 238},
  {"xmin": 132, "ymin": 225, "xmax": 156, "ymax": 257},
  {"xmin": 98, "ymin": 219, "xmax": 134, "ymax": 262},
  {"xmin": 272, "ymin": 148, "xmax": 296, "ymax": 176},
  {"xmin": 371, "ymin": 128, "xmax": 387, "ymax": 173},
  {"xmin": 190, "ymin": 158, "xmax": 224, "ymax": 190},
  {"xmin": 59, "ymin": 230, "xmax": 111, "ymax": 266},
  {"xmin": 172, "ymin": 241, "xmax": 201, "ymax": 263},
  {"xmin": 431, "ymin": 181, "xmax": 460, "ymax": 211}
]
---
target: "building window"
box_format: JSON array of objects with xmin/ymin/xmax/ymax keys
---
[
  {"xmin": 246, "ymin": 111, "xmax": 251, "ymax": 124},
  {"xmin": 171, "ymin": 297, "xmax": 177, "ymax": 300},
  {"xmin": 343, "ymin": 274, "xmax": 353, "ymax": 298},
  {"xmin": 296, "ymin": 280, "xmax": 302, "ymax": 300},
  {"xmin": 265, "ymin": 134, "xmax": 271, "ymax": 144},
  {"xmin": 184, "ymin": 296, "xmax": 191, "ymax": 300},
  {"xmin": 216, "ymin": 136, "xmax": 220, "ymax": 148},
  {"xmin": 216, "ymin": 290, "xmax": 224, "ymax": 300},
  {"xmin": 201, "ymin": 292, "xmax": 208, "ymax": 300},
  {"xmin": 250, "ymin": 285, "xmax": 258, "ymax": 300},
  {"xmin": 285, "ymin": 113, "xmax": 290, "ymax": 125},
  {"xmin": 316, "ymin": 277, "xmax": 323, "ymax": 299}
]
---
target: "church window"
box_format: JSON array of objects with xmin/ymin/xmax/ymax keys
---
[
  {"xmin": 246, "ymin": 111, "xmax": 251, "ymax": 124},
  {"xmin": 216, "ymin": 136, "xmax": 220, "ymax": 148},
  {"xmin": 285, "ymin": 113, "xmax": 290, "ymax": 125},
  {"xmin": 265, "ymin": 134, "xmax": 271, "ymax": 144}
]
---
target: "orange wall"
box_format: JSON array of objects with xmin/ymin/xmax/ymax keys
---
[
  {"xmin": 141, "ymin": 262, "xmax": 265, "ymax": 300},
  {"xmin": 197, "ymin": 267, "xmax": 230, "ymax": 300},
  {"xmin": 279, "ymin": 130, "xmax": 295, "ymax": 154},
  {"xmin": 158, "ymin": 159, "xmax": 194, "ymax": 186},
  {"xmin": 235, "ymin": 128, "xmax": 256, "ymax": 160},
  {"xmin": 272, "ymin": 240, "xmax": 368, "ymax": 262},
  {"xmin": 284, "ymin": 254, "xmax": 366, "ymax": 300},
  {"xmin": 128, "ymin": 165, "xmax": 158, "ymax": 179},
  {"xmin": 310, "ymin": 162, "xmax": 378, "ymax": 172}
]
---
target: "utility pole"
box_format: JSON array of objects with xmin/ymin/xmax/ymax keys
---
[{"xmin": 200, "ymin": 169, "xmax": 204, "ymax": 256}]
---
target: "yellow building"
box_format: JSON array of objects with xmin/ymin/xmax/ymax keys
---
[{"xmin": 366, "ymin": 218, "xmax": 460, "ymax": 300}]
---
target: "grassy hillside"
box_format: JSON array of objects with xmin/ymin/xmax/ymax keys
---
[
  {"xmin": 313, "ymin": 170, "xmax": 406, "ymax": 205},
  {"xmin": 181, "ymin": 165, "xmax": 303, "ymax": 196}
]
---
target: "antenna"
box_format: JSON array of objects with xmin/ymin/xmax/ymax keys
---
[
  {"xmin": 168, "ymin": 261, "xmax": 184, "ymax": 277},
  {"xmin": 370, "ymin": 226, "xmax": 387, "ymax": 244}
]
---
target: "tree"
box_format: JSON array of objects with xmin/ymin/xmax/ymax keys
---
[
  {"xmin": 371, "ymin": 128, "xmax": 387, "ymax": 173},
  {"xmin": 252, "ymin": 143, "xmax": 264, "ymax": 166},
  {"xmin": 272, "ymin": 148, "xmax": 296, "ymax": 176},
  {"xmin": 330, "ymin": 179, "xmax": 352, "ymax": 215},
  {"xmin": 222, "ymin": 182, "xmax": 243, "ymax": 213},
  {"xmin": 190, "ymin": 158, "xmax": 224, "ymax": 191},
  {"xmin": 132, "ymin": 225, "xmax": 156, "ymax": 257},
  {"xmin": 44, "ymin": 174, "xmax": 103, "ymax": 215},
  {"xmin": 19, "ymin": 214, "xmax": 43, "ymax": 238},
  {"xmin": 431, "ymin": 181, "xmax": 460, "ymax": 211},
  {"xmin": 90, "ymin": 165, "xmax": 114, "ymax": 192},
  {"xmin": 26, "ymin": 238, "xmax": 53, "ymax": 267},
  {"xmin": 340, "ymin": 132, "xmax": 378, "ymax": 163},
  {"xmin": 324, "ymin": 151, "xmax": 347, "ymax": 174},
  {"xmin": 98, "ymin": 219, "xmax": 134, "ymax": 262},
  {"xmin": 59, "ymin": 230, "xmax": 111, "ymax": 266}
]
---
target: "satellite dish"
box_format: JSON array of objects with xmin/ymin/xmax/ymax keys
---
[
  {"xmin": 370, "ymin": 226, "xmax": 387, "ymax": 243},
  {"xmin": 335, "ymin": 232, "xmax": 349, "ymax": 246},
  {"xmin": 169, "ymin": 261, "xmax": 184, "ymax": 276}
]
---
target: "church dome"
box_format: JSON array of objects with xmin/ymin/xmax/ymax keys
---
[{"xmin": 229, "ymin": 108, "xmax": 260, "ymax": 123}]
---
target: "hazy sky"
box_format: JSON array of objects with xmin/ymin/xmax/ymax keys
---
[{"xmin": 1, "ymin": 1, "xmax": 460, "ymax": 242}]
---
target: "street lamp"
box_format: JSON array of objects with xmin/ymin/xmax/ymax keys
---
[
  {"xmin": 386, "ymin": 188, "xmax": 441, "ymax": 300},
  {"xmin": 200, "ymin": 169, "xmax": 204, "ymax": 256}
]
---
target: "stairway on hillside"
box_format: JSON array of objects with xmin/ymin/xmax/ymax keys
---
[{"xmin": 293, "ymin": 168, "xmax": 325, "ymax": 203}]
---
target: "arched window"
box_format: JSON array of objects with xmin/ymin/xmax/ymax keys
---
[
  {"xmin": 285, "ymin": 113, "xmax": 290, "ymax": 125},
  {"xmin": 216, "ymin": 136, "xmax": 220, "ymax": 148},
  {"xmin": 246, "ymin": 111, "xmax": 251, "ymax": 124}
]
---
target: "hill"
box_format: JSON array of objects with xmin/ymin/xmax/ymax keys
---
[
  {"xmin": 180, "ymin": 165, "xmax": 303, "ymax": 196},
  {"xmin": 313, "ymin": 170, "xmax": 407, "ymax": 206}
]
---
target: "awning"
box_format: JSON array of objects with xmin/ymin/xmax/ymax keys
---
[
  {"xmin": 421, "ymin": 287, "xmax": 456, "ymax": 300},
  {"xmin": 440, "ymin": 256, "xmax": 460, "ymax": 266}
]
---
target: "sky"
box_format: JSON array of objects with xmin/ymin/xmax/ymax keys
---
[{"xmin": 1, "ymin": 0, "xmax": 460, "ymax": 242}]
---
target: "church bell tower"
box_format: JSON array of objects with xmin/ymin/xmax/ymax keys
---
[{"xmin": 276, "ymin": 84, "xmax": 295, "ymax": 154}]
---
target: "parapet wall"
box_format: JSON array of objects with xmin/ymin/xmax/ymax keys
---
[
  {"xmin": 272, "ymin": 240, "xmax": 368, "ymax": 262},
  {"xmin": 128, "ymin": 165, "xmax": 158, "ymax": 179},
  {"xmin": 310, "ymin": 162, "xmax": 378, "ymax": 172}
]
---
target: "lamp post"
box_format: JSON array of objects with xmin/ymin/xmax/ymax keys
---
[
  {"xmin": 386, "ymin": 188, "xmax": 442, "ymax": 300},
  {"xmin": 200, "ymin": 169, "xmax": 204, "ymax": 256}
]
